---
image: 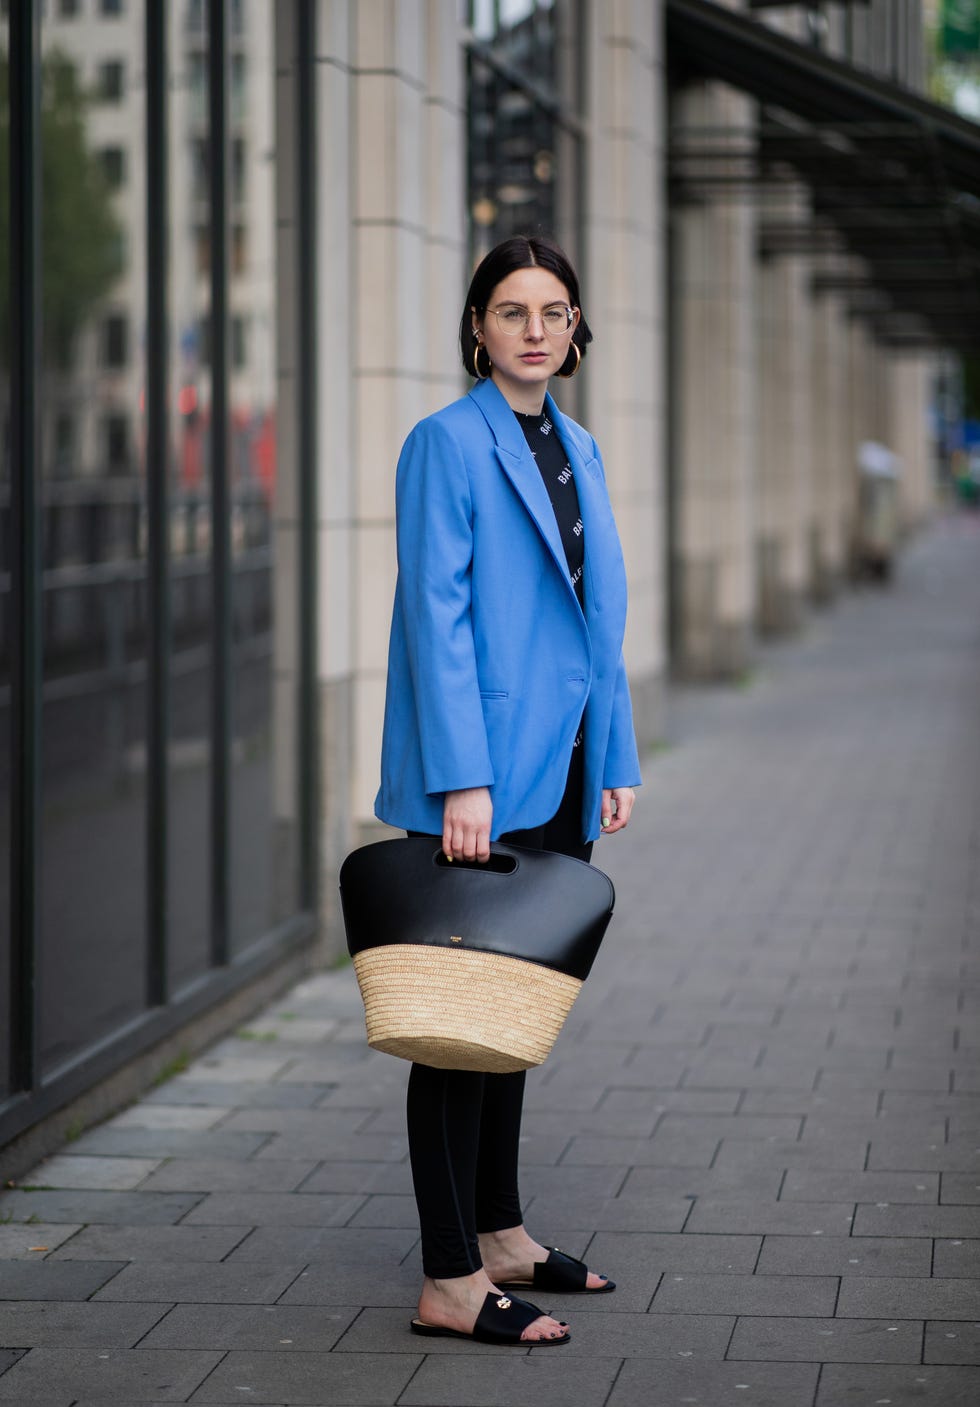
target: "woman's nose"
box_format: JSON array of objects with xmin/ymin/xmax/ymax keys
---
[{"xmin": 524, "ymin": 313, "xmax": 545, "ymax": 340}]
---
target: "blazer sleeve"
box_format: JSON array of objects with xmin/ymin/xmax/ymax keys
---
[
  {"xmin": 602, "ymin": 649, "xmax": 643, "ymax": 789},
  {"xmin": 394, "ymin": 417, "xmax": 494, "ymax": 796}
]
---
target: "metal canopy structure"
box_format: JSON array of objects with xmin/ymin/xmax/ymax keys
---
[{"xmin": 666, "ymin": 0, "xmax": 980, "ymax": 350}]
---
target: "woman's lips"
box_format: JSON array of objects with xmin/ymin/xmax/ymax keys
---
[{"xmin": 520, "ymin": 353, "xmax": 548, "ymax": 362}]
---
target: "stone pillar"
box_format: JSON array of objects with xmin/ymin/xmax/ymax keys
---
[
  {"xmin": 889, "ymin": 354, "xmax": 936, "ymax": 529},
  {"xmin": 756, "ymin": 238, "xmax": 811, "ymax": 636},
  {"xmin": 672, "ymin": 80, "xmax": 757, "ymax": 679},
  {"xmin": 584, "ymin": 0, "xmax": 668, "ymax": 745},
  {"xmin": 810, "ymin": 282, "xmax": 851, "ymax": 599},
  {"xmin": 279, "ymin": 1, "xmax": 467, "ymax": 955}
]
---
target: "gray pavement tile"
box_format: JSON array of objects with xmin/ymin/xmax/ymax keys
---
[
  {"xmin": 346, "ymin": 1196, "xmax": 420, "ymax": 1229},
  {"xmin": 214, "ymin": 1106, "xmax": 369, "ymax": 1134},
  {"xmin": 92, "ymin": 1261, "xmax": 306, "ymax": 1304},
  {"xmin": 853, "ymin": 1204, "xmax": 980, "ymax": 1238},
  {"xmin": 251, "ymin": 1131, "xmax": 408, "ymax": 1162},
  {"xmin": 686, "ymin": 1061, "xmax": 823, "ymax": 1091},
  {"xmin": 780, "ymin": 1170, "xmax": 940, "ymax": 1203},
  {"xmin": 600, "ymin": 1088, "xmax": 741, "ymax": 1115},
  {"xmin": 144, "ymin": 1080, "xmax": 331, "ymax": 1108},
  {"xmin": 520, "ymin": 1194, "xmax": 691, "ymax": 1232},
  {"xmin": 714, "ymin": 1137, "xmax": 871, "ymax": 1170},
  {"xmin": 521, "ymin": 1084, "xmax": 607, "ymax": 1112},
  {"xmin": 48, "ymin": 1225, "xmax": 249, "ymax": 1262},
  {"xmin": 924, "ymin": 1321, "xmax": 980, "ymax": 1364},
  {"xmin": 398, "ymin": 1353, "xmax": 621, "ymax": 1407},
  {"xmin": 560, "ymin": 1132, "xmax": 718, "ymax": 1167},
  {"xmin": 728, "ymin": 1316, "xmax": 923, "ymax": 1363},
  {"xmin": 24, "ymin": 1156, "xmax": 163, "ymax": 1191},
  {"xmin": 335, "ymin": 1306, "xmax": 736, "ymax": 1359},
  {"xmin": 837, "ymin": 1276, "xmax": 980, "ymax": 1320},
  {"xmin": 0, "ymin": 1226, "xmax": 82, "ymax": 1259},
  {"xmin": 181, "ymin": 1191, "xmax": 366, "ymax": 1226},
  {"xmin": 277, "ymin": 1263, "xmax": 421, "ymax": 1307},
  {"xmin": 0, "ymin": 1348, "xmax": 223, "ymax": 1402},
  {"xmin": 188, "ymin": 1349, "xmax": 421, "ymax": 1404},
  {"xmin": 180, "ymin": 1055, "xmax": 296, "ymax": 1084},
  {"xmin": 738, "ymin": 1090, "xmax": 881, "ymax": 1118},
  {"xmin": 0, "ymin": 1302, "xmax": 168, "ymax": 1347},
  {"xmin": 932, "ymin": 1240, "xmax": 980, "ymax": 1276},
  {"xmin": 0, "ymin": 1261, "xmax": 126, "ymax": 1302},
  {"xmin": 138, "ymin": 1159, "xmax": 318, "ymax": 1193},
  {"xmin": 941, "ymin": 1174, "xmax": 980, "ymax": 1204},
  {"xmin": 67, "ymin": 1129, "xmax": 269, "ymax": 1160},
  {"xmin": 606, "ymin": 1359, "xmax": 820, "ymax": 1407},
  {"xmin": 138, "ymin": 1303, "xmax": 359, "ymax": 1351},
  {"xmin": 108, "ymin": 1105, "xmax": 231, "ymax": 1131},
  {"xmin": 223, "ymin": 1226, "xmax": 418, "ymax": 1264},
  {"xmin": 868, "ymin": 1136, "xmax": 980, "ymax": 1172},
  {"xmin": 294, "ymin": 1160, "xmax": 414, "ymax": 1195},
  {"xmin": 621, "ymin": 1165, "xmax": 784, "ymax": 1200},
  {"xmin": 685, "ymin": 1198, "xmax": 857, "ymax": 1237},
  {"xmin": 518, "ymin": 1165, "xmax": 629, "ymax": 1201},
  {"xmin": 815, "ymin": 1364, "xmax": 980, "ymax": 1406},
  {"xmin": 756, "ymin": 1236, "xmax": 932, "ymax": 1278},
  {"xmin": 650, "ymin": 1272, "xmax": 837, "ymax": 1317},
  {"xmin": 0, "ymin": 1353, "xmax": 24, "ymax": 1376},
  {"xmin": 586, "ymin": 1232, "xmax": 761, "ymax": 1274},
  {"xmin": 0, "ymin": 1190, "xmax": 201, "ymax": 1225}
]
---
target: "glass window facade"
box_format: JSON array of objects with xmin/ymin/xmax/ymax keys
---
[
  {"xmin": 2, "ymin": 0, "xmax": 314, "ymax": 1142},
  {"xmin": 466, "ymin": 0, "xmax": 585, "ymax": 266}
]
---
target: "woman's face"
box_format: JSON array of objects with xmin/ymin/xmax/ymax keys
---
[{"xmin": 473, "ymin": 266, "xmax": 580, "ymax": 409}]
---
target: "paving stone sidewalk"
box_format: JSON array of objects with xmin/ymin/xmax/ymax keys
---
[{"xmin": 2, "ymin": 511, "xmax": 980, "ymax": 1406}]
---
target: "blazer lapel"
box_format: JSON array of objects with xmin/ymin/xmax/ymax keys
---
[{"xmin": 470, "ymin": 380, "xmax": 572, "ymax": 593}]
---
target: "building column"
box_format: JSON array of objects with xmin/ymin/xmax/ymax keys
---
[
  {"xmin": 584, "ymin": 0, "xmax": 668, "ymax": 745},
  {"xmin": 889, "ymin": 353, "xmax": 936, "ymax": 529},
  {"xmin": 672, "ymin": 80, "xmax": 757, "ymax": 679},
  {"xmin": 756, "ymin": 237, "xmax": 812, "ymax": 636}
]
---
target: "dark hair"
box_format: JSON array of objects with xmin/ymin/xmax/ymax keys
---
[{"xmin": 459, "ymin": 234, "xmax": 593, "ymax": 379}]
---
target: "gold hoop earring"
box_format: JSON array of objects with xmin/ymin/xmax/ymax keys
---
[
  {"xmin": 474, "ymin": 342, "xmax": 492, "ymax": 379},
  {"xmin": 556, "ymin": 342, "xmax": 581, "ymax": 379}
]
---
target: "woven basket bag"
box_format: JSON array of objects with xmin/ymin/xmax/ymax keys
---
[{"xmin": 339, "ymin": 838, "xmax": 615, "ymax": 1073}]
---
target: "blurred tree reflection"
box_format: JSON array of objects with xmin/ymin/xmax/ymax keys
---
[{"xmin": 0, "ymin": 51, "xmax": 121, "ymax": 373}]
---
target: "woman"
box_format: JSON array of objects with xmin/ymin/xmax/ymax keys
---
[{"xmin": 375, "ymin": 235, "xmax": 641, "ymax": 1346}]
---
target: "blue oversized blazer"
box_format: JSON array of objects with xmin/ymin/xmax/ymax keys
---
[{"xmin": 375, "ymin": 376, "xmax": 642, "ymax": 843}]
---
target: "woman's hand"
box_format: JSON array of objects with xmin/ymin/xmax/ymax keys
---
[
  {"xmin": 443, "ymin": 787, "xmax": 493, "ymax": 862},
  {"xmin": 600, "ymin": 787, "xmax": 635, "ymax": 835}
]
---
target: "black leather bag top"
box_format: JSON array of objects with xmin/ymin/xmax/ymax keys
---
[{"xmin": 340, "ymin": 838, "xmax": 615, "ymax": 983}]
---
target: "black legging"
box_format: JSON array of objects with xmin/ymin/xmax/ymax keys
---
[{"xmin": 407, "ymin": 740, "xmax": 592, "ymax": 1280}]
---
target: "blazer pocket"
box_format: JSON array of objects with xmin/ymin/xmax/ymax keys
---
[{"xmin": 480, "ymin": 689, "xmax": 509, "ymax": 700}]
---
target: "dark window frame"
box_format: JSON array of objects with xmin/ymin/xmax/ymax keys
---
[{"xmin": 2, "ymin": 0, "xmax": 318, "ymax": 1147}]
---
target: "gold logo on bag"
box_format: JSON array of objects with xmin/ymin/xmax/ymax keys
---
[{"xmin": 450, "ymin": 934, "xmax": 463, "ymax": 944}]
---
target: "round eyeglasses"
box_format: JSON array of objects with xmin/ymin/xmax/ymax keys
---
[{"xmin": 486, "ymin": 303, "xmax": 575, "ymax": 337}]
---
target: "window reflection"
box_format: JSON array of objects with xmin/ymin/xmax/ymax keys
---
[
  {"xmin": 168, "ymin": 1, "xmax": 213, "ymax": 988},
  {"xmin": 39, "ymin": 6, "xmax": 148, "ymax": 1073},
  {"xmin": 465, "ymin": 0, "xmax": 580, "ymax": 265},
  {"xmin": 0, "ymin": 12, "xmax": 10, "ymax": 1100},
  {"xmin": 229, "ymin": 0, "xmax": 298, "ymax": 950}
]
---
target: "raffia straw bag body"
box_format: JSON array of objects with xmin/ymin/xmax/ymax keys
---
[{"xmin": 339, "ymin": 838, "xmax": 615, "ymax": 1073}]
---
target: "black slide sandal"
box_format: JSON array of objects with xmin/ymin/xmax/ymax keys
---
[
  {"xmin": 411, "ymin": 1290, "xmax": 571, "ymax": 1346},
  {"xmin": 496, "ymin": 1247, "xmax": 616, "ymax": 1295}
]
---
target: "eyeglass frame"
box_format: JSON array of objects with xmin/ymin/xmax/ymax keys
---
[{"xmin": 476, "ymin": 302, "xmax": 579, "ymax": 338}]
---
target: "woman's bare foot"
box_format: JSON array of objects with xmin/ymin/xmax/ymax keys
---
[
  {"xmin": 479, "ymin": 1224, "xmax": 610, "ymax": 1291},
  {"xmin": 416, "ymin": 1268, "xmax": 568, "ymax": 1343}
]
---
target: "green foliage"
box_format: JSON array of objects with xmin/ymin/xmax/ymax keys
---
[
  {"xmin": 151, "ymin": 1049, "xmax": 192, "ymax": 1087},
  {"xmin": 0, "ymin": 50, "xmax": 123, "ymax": 369}
]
